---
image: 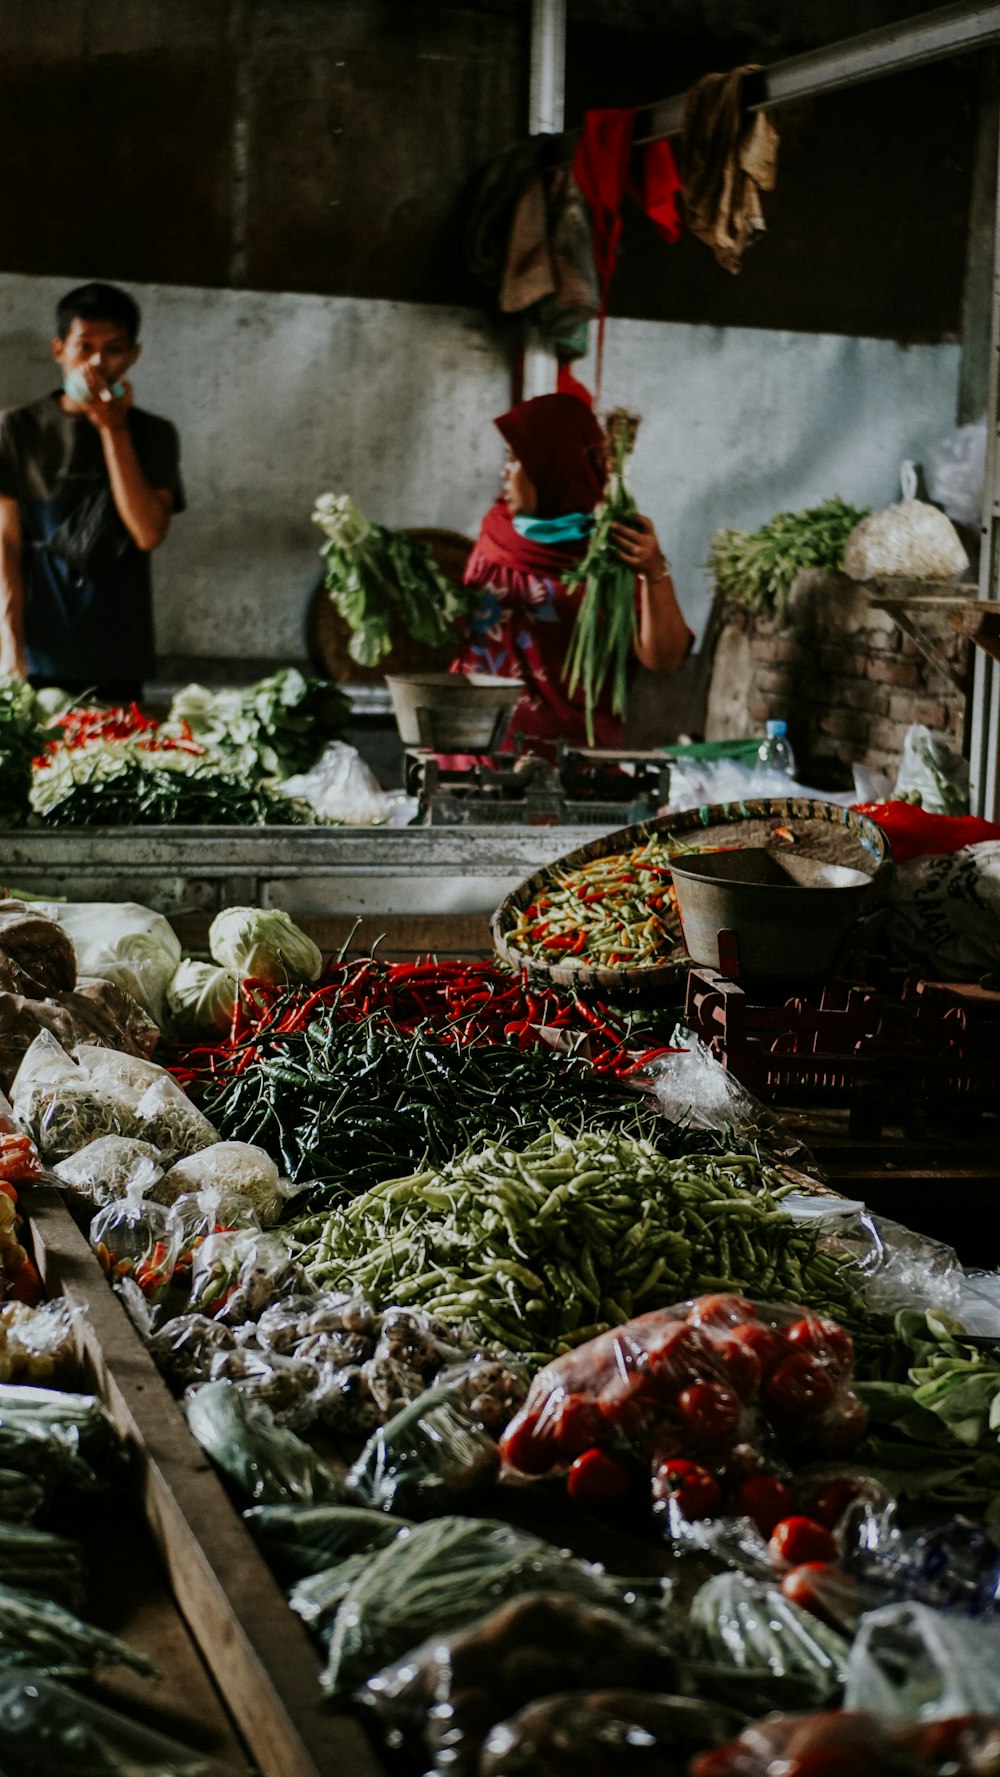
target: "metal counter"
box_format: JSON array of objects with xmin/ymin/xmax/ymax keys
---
[{"xmin": 0, "ymin": 825, "xmax": 607, "ymax": 917}]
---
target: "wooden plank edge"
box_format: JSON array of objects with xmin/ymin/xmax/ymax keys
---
[{"xmin": 25, "ymin": 1184, "xmax": 386, "ymax": 1777}]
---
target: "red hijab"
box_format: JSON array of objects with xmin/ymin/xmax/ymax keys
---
[{"xmin": 467, "ymin": 393, "xmax": 607, "ymax": 585}]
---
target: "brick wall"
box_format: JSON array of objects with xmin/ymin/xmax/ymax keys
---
[{"xmin": 704, "ymin": 571, "xmax": 968, "ymax": 782}]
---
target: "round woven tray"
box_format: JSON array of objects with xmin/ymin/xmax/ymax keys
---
[
  {"xmin": 491, "ymin": 798, "xmax": 892, "ymax": 996},
  {"xmin": 307, "ymin": 527, "xmax": 475, "ymax": 685}
]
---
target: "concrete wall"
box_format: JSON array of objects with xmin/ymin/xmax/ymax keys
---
[{"xmin": 0, "ymin": 273, "xmax": 962, "ymax": 661}]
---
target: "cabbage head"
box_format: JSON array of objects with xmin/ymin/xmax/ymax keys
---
[
  {"xmin": 166, "ymin": 959, "xmax": 239, "ymax": 1036},
  {"xmin": 208, "ymin": 908, "xmax": 322, "ymax": 986}
]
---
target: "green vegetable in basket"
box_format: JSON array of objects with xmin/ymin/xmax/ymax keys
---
[
  {"xmin": 312, "ymin": 492, "xmax": 474, "ymax": 667},
  {"xmin": 563, "ymin": 409, "xmax": 641, "ymax": 748},
  {"xmin": 347, "ymin": 1384, "xmax": 500, "ymax": 1515}
]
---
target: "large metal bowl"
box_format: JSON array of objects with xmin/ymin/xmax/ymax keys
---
[
  {"xmin": 386, "ymin": 672, "xmax": 522, "ymax": 752},
  {"xmin": 669, "ymin": 844, "xmax": 882, "ymax": 982}
]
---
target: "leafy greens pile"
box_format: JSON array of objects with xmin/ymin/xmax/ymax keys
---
[
  {"xmin": 0, "ymin": 678, "xmax": 48, "ymax": 827},
  {"xmin": 708, "ymin": 497, "xmax": 869, "ymax": 620},
  {"xmin": 312, "ymin": 492, "xmax": 473, "ymax": 667},
  {"xmin": 165, "ymin": 668, "xmax": 349, "ymax": 779}
]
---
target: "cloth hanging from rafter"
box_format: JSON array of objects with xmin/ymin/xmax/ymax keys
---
[{"xmin": 682, "ymin": 67, "xmax": 779, "ymax": 274}]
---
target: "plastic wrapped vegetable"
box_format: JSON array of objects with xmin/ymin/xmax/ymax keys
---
[
  {"xmin": 0, "ymin": 1670, "xmax": 234, "ymax": 1776},
  {"xmin": 0, "ymin": 1300, "xmax": 82, "ymax": 1386},
  {"xmin": 500, "ymin": 1295, "xmax": 867, "ymax": 1505},
  {"xmin": 158, "ymin": 1140, "xmax": 289, "ymax": 1225},
  {"xmin": 359, "ymin": 1591, "xmax": 683, "ymax": 1777},
  {"xmin": 90, "ymin": 1182, "xmax": 179, "ymax": 1304},
  {"xmin": 0, "ymin": 1521, "xmax": 85, "ymax": 1612},
  {"xmin": 688, "ymin": 1572, "xmax": 851, "ymax": 1696},
  {"xmin": 0, "ymin": 1386, "xmax": 117, "ymax": 1494},
  {"xmin": 130, "ymin": 1073, "xmax": 219, "ymax": 1163},
  {"xmin": 53, "ymin": 1135, "xmax": 162, "ymax": 1207},
  {"xmin": 0, "ymin": 903, "xmax": 76, "ymax": 996},
  {"xmin": 347, "ymin": 1382, "xmax": 500, "ymax": 1515},
  {"xmin": 11, "ymin": 1030, "xmax": 133, "ymax": 1162},
  {"xmin": 850, "ymin": 1509, "xmax": 1000, "ymax": 1614},
  {"xmin": 165, "ymin": 958, "xmax": 238, "ymax": 1037},
  {"xmin": 207, "ymin": 906, "xmax": 321, "ymax": 987},
  {"xmin": 480, "ymin": 1690, "xmax": 727, "ymax": 1777},
  {"xmin": 0, "ymin": 1582, "xmax": 157, "ymax": 1680},
  {"xmin": 185, "ymin": 1228, "xmax": 310, "ymax": 1324},
  {"xmin": 321, "ymin": 1512, "xmax": 660, "ymax": 1698},
  {"xmin": 185, "ymin": 1380, "xmax": 347, "ymax": 1506},
  {"xmin": 147, "ymin": 1312, "xmax": 238, "ymax": 1391},
  {"xmin": 0, "ymin": 1469, "xmax": 44, "ymax": 1523},
  {"xmin": 289, "ymin": 1553, "xmax": 378, "ymax": 1639},
  {"xmin": 29, "ymin": 900, "xmax": 181, "ymax": 1024},
  {"xmin": 689, "ymin": 1711, "xmax": 925, "ymax": 1777},
  {"xmin": 244, "ymin": 1502, "xmax": 410, "ymax": 1579}
]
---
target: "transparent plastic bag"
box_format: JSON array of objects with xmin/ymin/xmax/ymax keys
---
[
  {"xmin": 10, "ymin": 1030, "xmax": 133, "ymax": 1162},
  {"xmin": 90, "ymin": 1180, "xmax": 179, "ymax": 1304},
  {"xmin": 500, "ymin": 1296, "xmax": 867, "ymax": 1497},
  {"xmin": 359, "ymin": 1591, "xmax": 683, "ymax": 1777},
  {"xmin": 274, "ymin": 739, "xmax": 418, "ymax": 828},
  {"xmin": 0, "ymin": 1670, "xmax": 232, "ymax": 1776},
  {"xmin": 688, "ymin": 1571, "xmax": 851, "ymax": 1694},
  {"xmin": 0, "ymin": 1300, "xmax": 81, "ymax": 1387},
  {"xmin": 74, "ymin": 1044, "xmax": 167, "ymax": 1099},
  {"xmin": 480, "ymin": 1691, "xmax": 727, "ymax": 1777},
  {"xmin": 688, "ymin": 1710, "xmax": 925, "ymax": 1777},
  {"xmin": 347, "ymin": 1382, "xmax": 500, "ymax": 1515},
  {"xmin": 637, "ymin": 1031, "xmax": 826, "ymax": 1182},
  {"xmin": 131, "ymin": 1073, "xmax": 218, "ymax": 1163},
  {"xmin": 204, "ymin": 1341, "xmax": 320, "ymax": 1428},
  {"xmin": 158, "ymin": 1139, "xmax": 294, "ymax": 1225},
  {"xmin": 845, "ymin": 1602, "xmax": 1000, "ymax": 1720},
  {"xmin": 843, "ymin": 500, "xmax": 969, "ymax": 582},
  {"xmin": 185, "ymin": 1379, "xmax": 347, "ymax": 1507},
  {"xmin": 243, "ymin": 1502, "xmax": 409, "ymax": 1580},
  {"xmin": 848, "ymin": 1507, "xmax": 1000, "ymax": 1616},
  {"xmin": 924, "ymin": 419, "xmax": 987, "ymax": 529},
  {"xmin": 187, "ymin": 1228, "xmax": 311, "ymax": 1325},
  {"xmin": 147, "ymin": 1312, "xmax": 238, "ymax": 1392},
  {"xmin": 320, "ymin": 1512, "xmax": 657, "ymax": 1699},
  {"xmin": 34, "ymin": 899, "xmax": 182, "ymax": 1025},
  {"xmin": 52, "ymin": 1135, "xmax": 162, "ymax": 1207},
  {"xmin": 893, "ymin": 724, "xmax": 970, "ymax": 817}
]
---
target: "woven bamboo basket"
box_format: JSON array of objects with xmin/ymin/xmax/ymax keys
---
[{"xmin": 491, "ymin": 798, "xmax": 892, "ymax": 996}]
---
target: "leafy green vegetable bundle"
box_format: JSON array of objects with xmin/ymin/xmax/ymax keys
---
[
  {"xmin": 563, "ymin": 409, "xmax": 640, "ymax": 746},
  {"xmin": 708, "ymin": 497, "xmax": 869, "ymax": 620},
  {"xmin": 312, "ymin": 492, "xmax": 474, "ymax": 667},
  {"xmin": 31, "ymin": 742, "xmax": 310, "ymax": 827},
  {"xmin": 165, "ymin": 667, "xmax": 349, "ymax": 779}
]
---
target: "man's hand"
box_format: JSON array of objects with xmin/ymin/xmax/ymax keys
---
[
  {"xmin": 610, "ymin": 513, "xmax": 668, "ymax": 579},
  {"xmin": 0, "ymin": 644, "xmax": 27, "ymax": 680},
  {"xmin": 78, "ymin": 366, "xmax": 134, "ymax": 433}
]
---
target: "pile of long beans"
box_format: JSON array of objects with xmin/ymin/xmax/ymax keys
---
[
  {"xmin": 287, "ymin": 1125, "xmax": 869, "ymax": 1357},
  {"xmin": 505, "ymin": 832, "xmax": 693, "ymax": 969}
]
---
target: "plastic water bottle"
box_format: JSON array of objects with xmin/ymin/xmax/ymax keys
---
[{"xmin": 757, "ymin": 718, "xmax": 796, "ymax": 777}]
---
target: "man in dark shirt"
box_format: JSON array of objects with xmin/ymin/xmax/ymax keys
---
[{"xmin": 0, "ymin": 281, "xmax": 184, "ymax": 702}]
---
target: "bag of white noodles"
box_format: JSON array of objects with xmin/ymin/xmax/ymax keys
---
[{"xmin": 10, "ymin": 1032, "xmax": 134, "ymax": 1164}]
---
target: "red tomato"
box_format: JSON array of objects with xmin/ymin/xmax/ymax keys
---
[
  {"xmin": 675, "ymin": 1380, "xmax": 741, "ymax": 1450},
  {"xmin": 764, "ymin": 1352, "xmax": 837, "ymax": 1423},
  {"xmin": 808, "ymin": 1392, "xmax": 868, "ymax": 1457},
  {"xmin": 566, "ymin": 1448, "xmax": 632, "ymax": 1506},
  {"xmin": 786, "ymin": 1316, "xmax": 855, "ymax": 1380},
  {"xmin": 805, "ymin": 1474, "xmax": 867, "ymax": 1529},
  {"xmin": 645, "ymin": 1322, "xmax": 718, "ymax": 1386},
  {"xmin": 598, "ymin": 1368, "xmax": 660, "ymax": 1442},
  {"xmin": 687, "ymin": 1292, "xmax": 758, "ymax": 1329},
  {"xmin": 732, "ymin": 1474, "xmax": 795, "ymax": 1538},
  {"xmin": 768, "ymin": 1515, "xmax": 839, "ymax": 1567},
  {"xmin": 715, "ymin": 1335, "xmax": 762, "ymax": 1400},
  {"xmin": 781, "ymin": 1562, "xmax": 858, "ymax": 1631},
  {"xmin": 500, "ymin": 1410, "xmax": 555, "ymax": 1476},
  {"xmin": 728, "ymin": 1320, "xmax": 786, "ymax": 1377},
  {"xmin": 652, "ymin": 1457, "xmax": 721, "ymax": 1519},
  {"xmin": 548, "ymin": 1392, "xmax": 605, "ymax": 1458}
]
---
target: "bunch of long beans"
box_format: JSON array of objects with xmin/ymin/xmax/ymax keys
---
[
  {"xmin": 288, "ymin": 1124, "xmax": 869, "ymax": 1358},
  {"xmin": 563, "ymin": 409, "xmax": 641, "ymax": 746}
]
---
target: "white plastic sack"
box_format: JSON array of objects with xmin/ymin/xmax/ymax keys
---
[
  {"xmin": 892, "ymin": 724, "xmax": 969, "ymax": 817},
  {"xmin": 845, "ymin": 1602, "xmax": 1000, "ymax": 1720},
  {"xmin": 843, "ymin": 500, "xmax": 968, "ymax": 582},
  {"xmin": 924, "ymin": 420, "xmax": 987, "ymax": 529},
  {"xmin": 885, "ymin": 840, "xmax": 1000, "ymax": 978},
  {"xmin": 274, "ymin": 740, "xmax": 417, "ymax": 827},
  {"xmin": 29, "ymin": 901, "xmax": 182, "ymax": 1026}
]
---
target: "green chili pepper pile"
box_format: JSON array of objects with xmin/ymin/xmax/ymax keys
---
[
  {"xmin": 563, "ymin": 409, "xmax": 641, "ymax": 747},
  {"xmin": 198, "ymin": 997, "xmax": 677, "ymax": 1204},
  {"xmin": 506, "ymin": 832, "xmax": 692, "ymax": 969},
  {"xmin": 287, "ymin": 1125, "xmax": 869, "ymax": 1357}
]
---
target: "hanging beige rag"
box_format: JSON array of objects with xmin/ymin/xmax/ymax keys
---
[{"xmin": 683, "ymin": 66, "xmax": 779, "ymax": 274}]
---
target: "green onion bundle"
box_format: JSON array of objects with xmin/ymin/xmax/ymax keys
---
[{"xmin": 563, "ymin": 409, "xmax": 641, "ymax": 746}]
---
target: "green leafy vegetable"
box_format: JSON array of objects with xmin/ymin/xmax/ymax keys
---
[
  {"xmin": 208, "ymin": 906, "xmax": 322, "ymax": 987},
  {"xmin": 31, "ymin": 743, "xmax": 311, "ymax": 827},
  {"xmin": 563, "ymin": 409, "xmax": 640, "ymax": 747},
  {"xmin": 312, "ymin": 492, "xmax": 474, "ymax": 667},
  {"xmin": 708, "ymin": 497, "xmax": 869, "ymax": 620},
  {"xmin": 0, "ymin": 679, "xmax": 46, "ymax": 828},
  {"xmin": 165, "ymin": 668, "xmax": 349, "ymax": 779},
  {"xmin": 186, "ymin": 1381, "xmax": 346, "ymax": 1507}
]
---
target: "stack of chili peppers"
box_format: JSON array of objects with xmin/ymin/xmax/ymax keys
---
[{"xmin": 504, "ymin": 834, "xmax": 692, "ymax": 971}]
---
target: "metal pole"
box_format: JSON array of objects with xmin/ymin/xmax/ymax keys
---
[
  {"xmin": 970, "ymin": 113, "xmax": 1000, "ymax": 816},
  {"xmin": 522, "ymin": 0, "xmax": 567, "ymax": 401}
]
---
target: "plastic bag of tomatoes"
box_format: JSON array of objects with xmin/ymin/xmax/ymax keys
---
[
  {"xmin": 500, "ymin": 1294, "xmax": 869, "ymax": 1560},
  {"xmin": 688, "ymin": 1708, "xmax": 1000, "ymax": 1777}
]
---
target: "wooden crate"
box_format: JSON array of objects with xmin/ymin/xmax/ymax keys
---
[{"xmin": 27, "ymin": 1184, "xmax": 386, "ymax": 1777}]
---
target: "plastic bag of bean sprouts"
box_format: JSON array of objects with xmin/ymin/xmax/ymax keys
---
[{"xmin": 10, "ymin": 1032, "xmax": 133, "ymax": 1162}]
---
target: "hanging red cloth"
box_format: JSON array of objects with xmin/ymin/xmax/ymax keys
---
[{"xmin": 572, "ymin": 111, "xmax": 682, "ymax": 396}]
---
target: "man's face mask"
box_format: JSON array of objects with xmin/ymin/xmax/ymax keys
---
[{"xmin": 63, "ymin": 368, "xmax": 125, "ymax": 403}]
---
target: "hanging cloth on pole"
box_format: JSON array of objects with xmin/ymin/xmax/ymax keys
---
[{"xmin": 682, "ymin": 66, "xmax": 779, "ymax": 274}]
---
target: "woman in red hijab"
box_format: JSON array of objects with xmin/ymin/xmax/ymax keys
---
[{"xmin": 452, "ymin": 392, "xmax": 691, "ymax": 752}]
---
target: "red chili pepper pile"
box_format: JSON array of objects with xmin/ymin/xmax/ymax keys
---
[{"xmin": 33, "ymin": 703, "xmax": 205, "ymax": 770}]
